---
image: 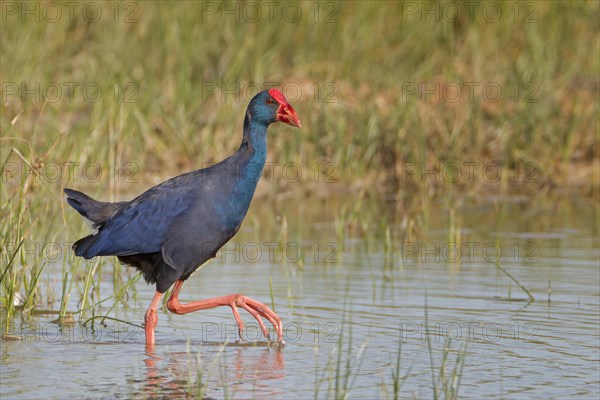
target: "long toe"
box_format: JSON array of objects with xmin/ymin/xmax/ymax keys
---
[{"xmin": 235, "ymin": 295, "xmax": 283, "ymax": 342}]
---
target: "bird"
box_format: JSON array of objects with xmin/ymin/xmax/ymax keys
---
[{"xmin": 64, "ymin": 88, "xmax": 301, "ymax": 350}]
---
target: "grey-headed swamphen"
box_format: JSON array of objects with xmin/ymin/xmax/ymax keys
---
[{"xmin": 65, "ymin": 89, "xmax": 301, "ymax": 350}]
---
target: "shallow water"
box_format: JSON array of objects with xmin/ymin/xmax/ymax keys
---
[{"xmin": 1, "ymin": 195, "xmax": 599, "ymax": 399}]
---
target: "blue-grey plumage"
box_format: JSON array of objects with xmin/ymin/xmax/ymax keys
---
[{"xmin": 65, "ymin": 89, "xmax": 301, "ymax": 293}]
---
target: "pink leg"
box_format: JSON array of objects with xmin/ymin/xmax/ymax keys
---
[
  {"xmin": 167, "ymin": 280, "xmax": 283, "ymax": 342},
  {"xmin": 145, "ymin": 291, "xmax": 163, "ymax": 352}
]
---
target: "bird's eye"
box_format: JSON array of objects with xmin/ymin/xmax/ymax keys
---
[{"xmin": 266, "ymin": 98, "xmax": 275, "ymax": 105}]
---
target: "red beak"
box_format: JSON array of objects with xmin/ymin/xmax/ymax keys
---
[{"xmin": 269, "ymin": 88, "xmax": 302, "ymax": 128}]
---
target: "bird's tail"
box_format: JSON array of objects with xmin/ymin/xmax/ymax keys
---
[{"xmin": 64, "ymin": 188, "xmax": 125, "ymax": 227}]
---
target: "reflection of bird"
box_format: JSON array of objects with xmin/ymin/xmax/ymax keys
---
[
  {"xmin": 143, "ymin": 347, "xmax": 284, "ymax": 398},
  {"xmin": 65, "ymin": 89, "xmax": 301, "ymax": 350}
]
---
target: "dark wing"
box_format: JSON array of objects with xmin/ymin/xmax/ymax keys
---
[
  {"xmin": 160, "ymin": 195, "xmax": 240, "ymax": 279},
  {"xmin": 74, "ymin": 178, "xmax": 199, "ymax": 259}
]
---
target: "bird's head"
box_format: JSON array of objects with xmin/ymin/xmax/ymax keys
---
[{"xmin": 247, "ymin": 89, "xmax": 301, "ymax": 128}]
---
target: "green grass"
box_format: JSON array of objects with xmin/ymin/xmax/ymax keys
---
[{"xmin": 1, "ymin": 1, "xmax": 598, "ymax": 199}]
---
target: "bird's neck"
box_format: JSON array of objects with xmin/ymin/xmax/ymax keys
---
[
  {"xmin": 237, "ymin": 112, "xmax": 268, "ymax": 179},
  {"xmin": 213, "ymin": 113, "xmax": 268, "ymax": 229}
]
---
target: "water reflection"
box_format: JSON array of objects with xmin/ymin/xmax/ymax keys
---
[{"xmin": 142, "ymin": 342, "xmax": 285, "ymax": 398}]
